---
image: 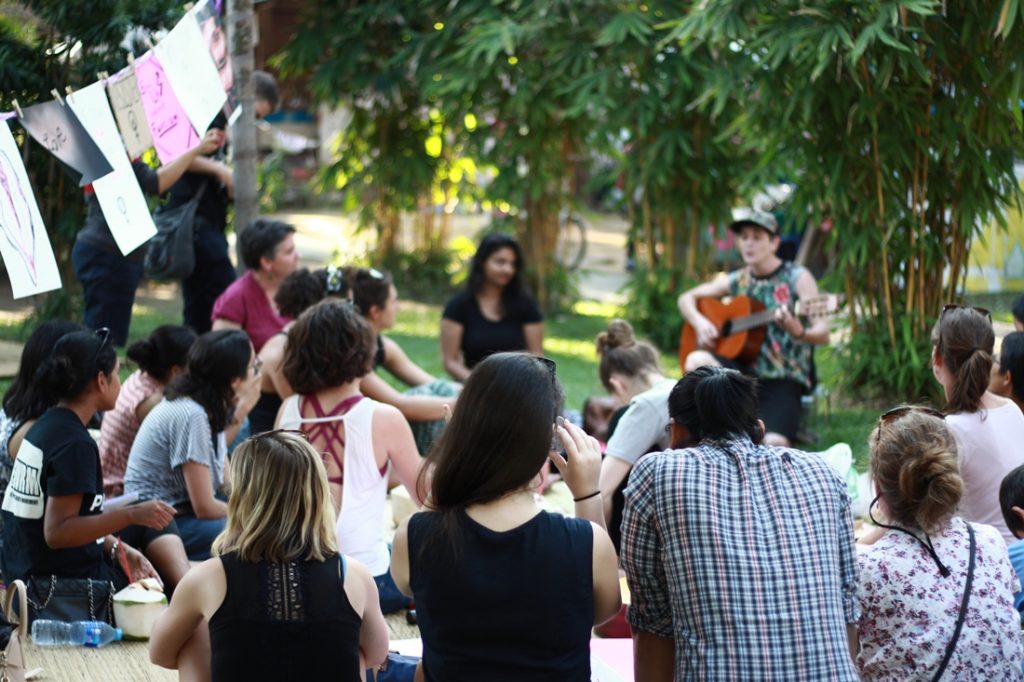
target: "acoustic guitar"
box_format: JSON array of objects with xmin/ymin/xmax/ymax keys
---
[{"xmin": 678, "ymin": 294, "xmax": 843, "ymax": 368}]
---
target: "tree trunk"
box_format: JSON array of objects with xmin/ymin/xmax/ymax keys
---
[{"xmin": 229, "ymin": 0, "xmax": 257, "ymax": 272}]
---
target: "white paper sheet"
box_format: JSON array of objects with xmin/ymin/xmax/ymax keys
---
[
  {"xmin": 0, "ymin": 122, "xmax": 61, "ymax": 298},
  {"xmin": 68, "ymin": 81, "xmax": 157, "ymax": 255},
  {"xmin": 155, "ymin": 12, "xmax": 227, "ymax": 134}
]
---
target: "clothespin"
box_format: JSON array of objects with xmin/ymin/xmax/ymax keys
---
[
  {"xmin": 51, "ymin": 89, "xmax": 64, "ymax": 106},
  {"xmin": 98, "ymin": 71, "xmax": 110, "ymax": 81},
  {"xmin": 11, "ymin": 99, "xmax": 23, "ymax": 118},
  {"xmin": 184, "ymin": 1, "xmax": 194, "ymax": 10},
  {"xmin": 65, "ymin": 86, "xmax": 73, "ymax": 96},
  {"xmin": 127, "ymin": 52, "xmax": 135, "ymax": 66}
]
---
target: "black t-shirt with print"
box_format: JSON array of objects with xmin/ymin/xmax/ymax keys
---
[{"xmin": 1, "ymin": 407, "xmax": 106, "ymax": 582}]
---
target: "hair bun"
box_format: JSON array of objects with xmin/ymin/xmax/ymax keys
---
[
  {"xmin": 895, "ymin": 435, "xmax": 963, "ymax": 532},
  {"xmin": 35, "ymin": 355, "xmax": 75, "ymax": 398},
  {"xmin": 596, "ymin": 319, "xmax": 636, "ymax": 355},
  {"xmin": 126, "ymin": 338, "xmax": 155, "ymax": 366}
]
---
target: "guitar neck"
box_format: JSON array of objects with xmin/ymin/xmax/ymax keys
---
[{"xmin": 729, "ymin": 309, "xmax": 776, "ymax": 333}]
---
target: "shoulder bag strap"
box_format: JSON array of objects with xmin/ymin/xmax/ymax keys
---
[
  {"xmin": 4, "ymin": 580, "xmax": 27, "ymax": 642},
  {"xmin": 932, "ymin": 522, "xmax": 976, "ymax": 682}
]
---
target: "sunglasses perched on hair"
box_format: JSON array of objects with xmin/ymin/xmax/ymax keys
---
[
  {"xmin": 874, "ymin": 405, "xmax": 945, "ymax": 445},
  {"xmin": 91, "ymin": 327, "xmax": 111, "ymax": 365},
  {"xmin": 940, "ymin": 303, "xmax": 991, "ymax": 322}
]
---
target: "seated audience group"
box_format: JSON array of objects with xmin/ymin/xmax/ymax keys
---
[{"xmin": 6, "ymin": 229, "xmax": 1024, "ymax": 681}]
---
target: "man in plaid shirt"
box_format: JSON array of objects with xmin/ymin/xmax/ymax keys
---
[{"xmin": 621, "ymin": 366, "xmax": 859, "ymax": 681}]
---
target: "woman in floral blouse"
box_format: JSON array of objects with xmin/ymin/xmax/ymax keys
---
[{"xmin": 857, "ymin": 407, "xmax": 1023, "ymax": 681}]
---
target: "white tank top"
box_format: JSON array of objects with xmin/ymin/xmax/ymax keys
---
[{"xmin": 278, "ymin": 395, "xmax": 392, "ymax": 575}]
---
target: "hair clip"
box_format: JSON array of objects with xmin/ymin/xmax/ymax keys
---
[{"xmin": 325, "ymin": 264, "xmax": 345, "ymax": 294}]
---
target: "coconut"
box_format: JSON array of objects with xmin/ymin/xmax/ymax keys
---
[{"xmin": 113, "ymin": 583, "xmax": 168, "ymax": 640}]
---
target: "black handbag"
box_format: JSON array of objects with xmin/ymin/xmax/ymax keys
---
[
  {"xmin": 143, "ymin": 180, "xmax": 209, "ymax": 281},
  {"xmin": 22, "ymin": 575, "xmax": 114, "ymax": 626}
]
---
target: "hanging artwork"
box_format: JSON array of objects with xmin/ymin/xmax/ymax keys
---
[
  {"xmin": 106, "ymin": 67, "xmax": 154, "ymax": 160},
  {"xmin": 19, "ymin": 100, "xmax": 113, "ymax": 186},
  {"xmin": 67, "ymin": 82, "xmax": 157, "ymax": 255},
  {"xmin": 0, "ymin": 122, "xmax": 61, "ymax": 298},
  {"xmin": 134, "ymin": 50, "xmax": 200, "ymax": 165},
  {"xmin": 193, "ymin": 0, "xmax": 239, "ymax": 124},
  {"xmin": 154, "ymin": 11, "xmax": 227, "ymax": 134}
]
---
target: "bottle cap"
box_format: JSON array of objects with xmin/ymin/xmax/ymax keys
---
[{"xmin": 114, "ymin": 628, "xmax": 123, "ymax": 641}]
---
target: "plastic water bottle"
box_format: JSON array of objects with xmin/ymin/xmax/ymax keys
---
[{"xmin": 31, "ymin": 620, "xmax": 123, "ymax": 647}]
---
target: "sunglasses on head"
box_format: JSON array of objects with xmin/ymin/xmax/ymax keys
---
[
  {"xmin": 940, "ymin": 303, "xmax": 991, "ymax": 322},
  {"xmin": 874, "ymin": 404, "xmax": 945, "ymax": 445},
  {"xmin": 91, "ymin": 327, "xmax": 111, "ymax": 366}
]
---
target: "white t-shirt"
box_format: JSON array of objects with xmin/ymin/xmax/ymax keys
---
[
  {"xmin": 946, "ymin": 400, "xmax": 1024, "ymax": 544},
  {"xmin": 605, "ymin": 378, "xmax": 676, "ymax": 465}
]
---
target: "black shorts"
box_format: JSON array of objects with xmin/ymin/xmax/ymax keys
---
[{"xmin": 711, "ymin": 355, "xmax": 805, "ymax": 442}]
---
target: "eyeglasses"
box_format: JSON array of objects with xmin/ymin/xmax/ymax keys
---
[
  {"xmin": 941, "ymin": 303, "xmax": 991, "ymax": 322},
  {"xmin": 875, "ymin": 404, "xmax": 945, "ymax": 445},
  {"xmin": 537, "ymin": 356, "xmax": 557, "ymax": 381},
  {"xmin": 251, "ymin": 356, "xmax": 263, "ymax": 377}
]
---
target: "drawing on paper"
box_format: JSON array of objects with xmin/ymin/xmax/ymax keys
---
[
  {"xmin": 134, "ymin": 51, "xmax": 200, "ymax": 165},
  {"xmin": 0, "ymin": 145, "xmax": 38, "ymax": 284}
]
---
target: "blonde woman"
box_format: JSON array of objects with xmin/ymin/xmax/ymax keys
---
[{"xmin": 150, "ymin": 431, "xmax": 388, "ymax": 681}]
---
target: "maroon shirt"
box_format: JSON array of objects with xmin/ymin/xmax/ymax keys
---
[{"xmin": 211, "ymin": 271, "xmax": 290, "ymax": 352}]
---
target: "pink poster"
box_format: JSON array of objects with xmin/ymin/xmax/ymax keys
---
[{"xmin": 133, "ymin": 51, "xmax": 200, "ymax": 165}]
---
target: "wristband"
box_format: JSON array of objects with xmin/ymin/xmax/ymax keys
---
[
  {"xmin": 573, "ymin": 490, "xmax": 601, "ymax": 502},
  {"xmin": 109, "ymin": 537, "xmax": 120, "ymax": 564}
]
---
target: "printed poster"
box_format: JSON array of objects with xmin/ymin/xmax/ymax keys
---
[
  {"xmin": 106, "ymin": 67, "xmax": 154, "ymax": 160},
  {"xmin": 154, "ymin": 11, "xmax": 226, "ymax": 135},
  {"xmin": 193, "ymin": 0, "xmax": 239, "ymax": 124},
  {"xmin": 67, "ymin": 81, "xmax": 157, "ymax": 255},
  {"xmin": 18, "ymin": 99, "xmax": 113, "ymax": 186},
  {"xmin": 0, "ymin": 122, "xmax": 62, "ymax": 298},
  {"xmin": 134, "ymin": 50, "xmax": 200, "ymax": 165}
]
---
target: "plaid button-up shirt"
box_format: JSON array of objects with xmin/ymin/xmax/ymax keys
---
[{"xmin": 621, "ymin": 436, "xmax": 860, "ymax": 681}]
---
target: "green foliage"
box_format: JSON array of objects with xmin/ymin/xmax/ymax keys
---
[
  {"xmin": 672, "ymin": 0, "xmax": 1024, "ymax": 400},
  {"xmin": 625, "ymin": 264, "xmax": 694, "ymax": 356},
  {"xmin": 379, "ymin": 246, "xmax": 460, "ymax": 305}
]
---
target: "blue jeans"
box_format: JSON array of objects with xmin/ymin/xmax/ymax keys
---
[
  {"xmin": 175, "ymin": 514, "xmax": 227, "ymax": 561},
  {"xmin": 375, "ymin": 569, "xmax": 413, "ymax": 614},
  {"xmin": 71, "ymin": 240, "xmax": 143, "ymax": 346}
]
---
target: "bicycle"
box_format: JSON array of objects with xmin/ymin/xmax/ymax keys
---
[{"xmin": 555, "ymin": 208, "xmax": 588, "ymax": 272}]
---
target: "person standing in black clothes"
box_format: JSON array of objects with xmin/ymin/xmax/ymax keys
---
[{"xmin": 167, "ymin": 71, "xmax": 279, "ymax": 334}]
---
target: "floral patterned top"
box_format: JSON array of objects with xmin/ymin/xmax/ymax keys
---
[
  {"xmin": 727, "ymin": 261, "xmax": 813, "ymax": 389},
  {"xmin": 857, "ymin": 518, "xmax": 1024, "ymax": 681}
]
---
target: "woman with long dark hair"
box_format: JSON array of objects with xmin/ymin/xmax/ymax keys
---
[
  {"xmin": 391, "ymin": 353, "xmax": 620, "ymax": 680},
  {"xmin": 125, "ymin": 330, "xmax": 261, "ymax": 560},
  {"xmin": 440, "ymin": 233, "xmax": 543, "ymax": 381},
  {"xmin": 1, "ymin": 329, "xmax": 186, "ymax": 591},
  {"xmin": 932, "ymin": 306, "xmax": 1024, "ymax": 542}
]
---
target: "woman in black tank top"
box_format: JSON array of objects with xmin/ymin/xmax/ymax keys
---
[
  {"xmin": 391, "ymin": 353, "xmax": 622, "ymax": 681},
  {"xmin": 149, "ymin": 431, "xmax": 389, "ymax": 680}
]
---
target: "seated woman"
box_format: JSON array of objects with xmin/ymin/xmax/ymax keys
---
[
  {"xmin": 211, "ymin": 218, "xmax": 299, "ymax": 353},
  {"xmin": 125, "ymin": 330, "xmax": 261, "ymax": 561},
  {"xmin": 990, "ymin": 331, "xmax": 1024, "ymax": 413},
  {"xmin": 352, "ymin": 267, "xmax": 459, "ymax": 453},
  {"xmin": 0, "ymin": 321, "xmax": 83, "ymax": 514},
  {"xmin": 932, "ymin": 305, "xmax": 1024, "ymax": 542},
  {"xmin": 441, "ymin": 233, "xmax": 543, "ymax": 381},
  {"xmin": 857, "ymin": 407, "xmax": 1023, "ymax": 679},
  {"xmin": 250, "ymin": 265, "xmax": 351, "ymax": 434},
  {"xmin": 100, "ymin": 325, "xmax": 197, "ymax": 496},
  {"xmin": 391, "ymin": 352, "xmax": 621, "ymax": 681},
  {"xmin": 0, "ymin": 329, "xmax": 189, "ymax": 593},
  {"xmin": 593, "ymin": 319, "xmax": 675, "ymax": 544},
  {"xmin": 276, "ymin": 299, "xmax": 424, "ymax": 613},
  {"xmin": 149, "ymin": 431, "xmax": 388, "ymax": 681}
]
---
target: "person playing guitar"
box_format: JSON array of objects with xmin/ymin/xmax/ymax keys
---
[{"xmin": 677, "ymin": 209, "xmax": 829, "ymax": 447}]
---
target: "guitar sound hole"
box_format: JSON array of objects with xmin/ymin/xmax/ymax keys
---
[{"xmin": 721, "ymin": 321, "xmax": 733, "ymax": 336}]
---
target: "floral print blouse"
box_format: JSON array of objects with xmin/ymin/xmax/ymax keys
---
[{"xmin": 857, "ymin": 518, "xmax": 1024, "ymax": 681}]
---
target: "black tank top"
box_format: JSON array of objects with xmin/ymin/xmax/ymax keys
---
[
  {"xmin": 408, "ymin": 509, "xmax": 595, "ymax": 681},
  {"xmin": 209, "ymin": 552, "xmax": 362, "ymax": 682}
]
